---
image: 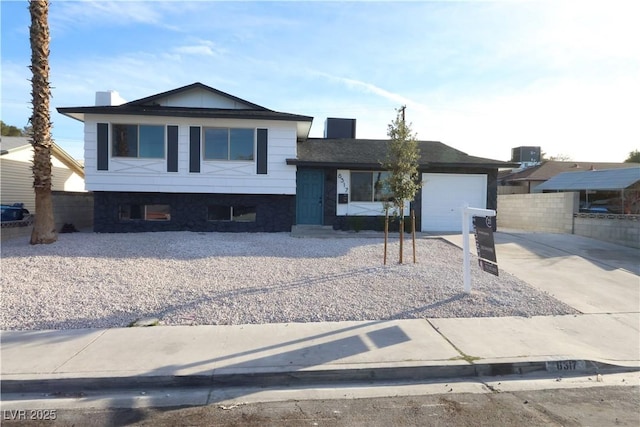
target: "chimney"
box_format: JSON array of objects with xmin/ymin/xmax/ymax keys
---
[
  {"xmin": 95, "ymin": 90, "xmax": 126, "ymax": 106},
  {"xmin": 324, "ymin": 118, "xmax": 356, "ymax": 138}
]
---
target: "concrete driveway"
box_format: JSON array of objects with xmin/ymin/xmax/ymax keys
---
[{"xmin": 440, "ymin": 231, "xmax": 640, "ymax": 314}]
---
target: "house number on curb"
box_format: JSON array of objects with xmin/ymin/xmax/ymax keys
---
[{"xmin": 545, "ymin": 360, "xmax": 586, "ymax": 372}]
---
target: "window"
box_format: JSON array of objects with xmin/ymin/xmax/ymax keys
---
[
  {"xmin": 207, "ymin": 205, "xmax": 256, "ymax": 222},
  {"xmin": 204, "ymin": 128, "xmax": 254, "ymax": 161},
  {"xmin": 119, "ymin": 204, "xmax": 171, "ymax": 221},
  {"xmin": 112, "ymin": 124, "xmax": 165, "ymax": 158},
  {"xmin": 350, "ymin": 171, "xmax": 393, "ymax": 202}
]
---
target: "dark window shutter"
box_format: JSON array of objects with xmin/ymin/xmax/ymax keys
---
[
  {"xmin": 189, "ymin": 126, "xmax": 201, "ymax": 173},
  {"xmin": 257, "ymin": 128, "xmax": 268, "ymax": 175},
  {"xmin": 167, "ymin": 125, "xmax": 178, "ymax": 172},
  {"xmin": 97, "ymin": 123, "xmax": 109, "ymax": 171}
]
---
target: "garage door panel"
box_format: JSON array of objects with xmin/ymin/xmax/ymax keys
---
[{"xmin": 421, "ymin": 173, "xmax": 487, "ymax": 232}]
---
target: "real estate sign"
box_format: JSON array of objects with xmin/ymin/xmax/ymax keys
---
[{"xmin": 472, "ymin": 216, "xmax": 499, "ymax": 276}]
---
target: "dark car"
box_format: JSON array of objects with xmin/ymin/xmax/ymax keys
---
[{"xmin": 0, "ymin": 203, "xmax": 29, "ymax": 221}]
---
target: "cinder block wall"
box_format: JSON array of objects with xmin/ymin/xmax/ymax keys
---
[
  {"xmin": 52, "ymin": 191, "xmax": 94, "ymax": 232},
  {"xmin": 1, "ymin": 192, "xmax": 93, "ymax": 242},
  {"xmin": 574, "ymin": 215, "xmax": 640, "ymax": 249},
  {"xmin": 497, "ymin": 192, "xmax": 578, "ymax": 233},
  {"xmin": 1, "ymin": 222, "xmax": 32, "ymax": 242}
]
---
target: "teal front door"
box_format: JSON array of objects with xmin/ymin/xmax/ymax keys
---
[{"xmin": 296, "ymin": 169, "xmax": 324, "ymax": 224}]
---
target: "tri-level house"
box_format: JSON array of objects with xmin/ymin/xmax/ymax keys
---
[
  {"xmin": 58, "ymin": 82, "xmax": 515, "ymax": 233},
  {"xmin": 58, "ymin": 83, "xmax": 312, "ymax": 232}
]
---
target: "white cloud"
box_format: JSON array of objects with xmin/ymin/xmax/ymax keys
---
[
  {"xmin": 50, "ymin": 0, "xmax": 192, "ymax": 33},
  {"xmin": 173, "ymin": 40, "xmax": 225, "ymax": 58},
  {"xmin": 308, "ymin": 70, "xmax": 434, "ymax": 118}
]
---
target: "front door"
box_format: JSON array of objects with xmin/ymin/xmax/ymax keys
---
[{"xmin": 296, "ymin": 169, "xmax": 324, "ymax": 224}]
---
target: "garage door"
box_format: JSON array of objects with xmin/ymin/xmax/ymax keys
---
[{"xmin": 421, "ymin": 173, "xmax": 487, "ymax": 232}]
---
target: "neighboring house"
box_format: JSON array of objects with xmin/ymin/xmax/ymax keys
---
[
  {"xmin": 535, "ymin": 167, "xmax": 640, "ymax": 214},
  {"xmin": 498, "ymin": 160, "xmax": 640, "ymax": 194},
  {"xmin": 0, "ymin": 136, "xmax": 85, "ymax": 213},
  {"xmin": 57, "ymin": 82, "xmax": 515, "ymax": 233}
]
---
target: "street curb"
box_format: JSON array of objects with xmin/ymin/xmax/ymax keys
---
[{"xmin": 2, "ymin": 360, "xmax": 637, "ymax": 395}]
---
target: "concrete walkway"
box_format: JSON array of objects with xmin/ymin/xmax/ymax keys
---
[{"xmin": 1, "ymin": 231, "xmax": 639, "ymax": 398}]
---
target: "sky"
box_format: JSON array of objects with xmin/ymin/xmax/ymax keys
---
[{"xmin": 1, "ymin": 0, "xmax": 639, "ymax": 163}]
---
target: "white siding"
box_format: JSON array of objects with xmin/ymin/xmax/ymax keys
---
[
  {"xmin": 83, "ymin": 115, "xmax": 298, "ymax": 195},
  {"xmin": 1, "ymin": 147, "xmax": 85, "ymax": 213},
  {"xmin": 158, "ymin": 89, "xmax": 254, "ymax": 109},
  {"xmin": 51, "ymin": 155, "xmax": 85, "ymax": 192},
  {"xmin": 1, "ymin": 150, "xmax": 36, "ymax": 212}
]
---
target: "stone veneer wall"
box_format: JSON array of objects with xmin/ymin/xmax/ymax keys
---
[{"xmin": 93, "ymin": 192, "xmax": 295, "ymax": 233}]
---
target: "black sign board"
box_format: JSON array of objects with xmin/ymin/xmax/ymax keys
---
[
  {"xmin": 338, "ymin": 193, "xmax": 349, "ymax": 204},
  {"xmin": 478, "ymin": 259, "xmax": 499, "ymax": 276},
  {"xmin": 473, "ymin": 216, "xmax": 499, "ymax": 276}
]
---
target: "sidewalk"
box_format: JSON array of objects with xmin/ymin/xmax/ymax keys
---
[{"xmin": 1, "ymin": 232, "xmax": 639, "ymax": 396}]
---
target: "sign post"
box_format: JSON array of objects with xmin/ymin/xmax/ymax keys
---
[{"xmin": 462, "ymin": 204, "xmax": 496, "ymax": 293}]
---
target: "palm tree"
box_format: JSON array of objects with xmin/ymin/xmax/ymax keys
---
[{"xmin": 29, "ymin": 0, "xmax": 57, "ymax": 244}]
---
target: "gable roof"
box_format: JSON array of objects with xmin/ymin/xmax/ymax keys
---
[
  {"xmin": 57, "ymin": 82, "xmax": 314, "ymax": 140},
  {"xmin": 124, "ymin": 82, "xmax": 267, "ymax": 110},
  {"xmin": 499, "ymin": 160, "xmax": 639, "ymax": 183},
  {"xmin": 535, "ymin": 167, "xmax": 640, "ymax": 191},
  {"xmin": 287, "ymin": 138, "xmax": 517, "ymax": 169},
  {"xmin": 0, "ymin": 136, "xmax": 85, "ymax": 177}
]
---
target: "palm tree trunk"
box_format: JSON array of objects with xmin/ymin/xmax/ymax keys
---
[{"xmin": 29, "ymin": 0, "xmax": 57, "ymax": 244}]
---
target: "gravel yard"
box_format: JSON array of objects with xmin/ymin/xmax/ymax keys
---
[{"xmin": 0, "ymin": 232, "xmax": 578, "ymax": 330}]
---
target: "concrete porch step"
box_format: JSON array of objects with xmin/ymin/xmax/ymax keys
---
[{"xmin": 290, "ymin": 224, "xmax": 387, "ymax": 239}]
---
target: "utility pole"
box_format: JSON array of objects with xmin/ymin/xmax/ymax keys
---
[{"xmin": 400, "ymin": 105, "xmax": 406, "ymax": 123}]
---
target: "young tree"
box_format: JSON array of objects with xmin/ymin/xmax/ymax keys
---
[
  {"xmin": 382, "ymin": 106, "xmax": 422, "ymax": 264},
  {"xmin": 28, "ymin": 0, "xmax": 57, "ymax": 244}
]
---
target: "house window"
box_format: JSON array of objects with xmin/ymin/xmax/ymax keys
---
[
  {"xmin": 207, "ymin": 205, "xmax": 257, "ymax": 222},
  {"xmin": 119, "ymin": 204, "xmax": 171, "ymax": 221},
  {"xmin": 350, "ymin": 171, "xmax": 393, "ymax": 202},
  {"xmin": 112, "ymin": 124, "xmax": 165, "ymax": 158},
  {"xmin": 203, "ymin": 128, "xmax": 254, "ymax": 161}
]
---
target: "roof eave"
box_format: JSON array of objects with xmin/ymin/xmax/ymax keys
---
[
  {"xmin": 286, "ymin": 160, "xmax": 383, "ymax": 169},
  {"xmin": 57, "ymin": 109, "xmax": 86, "ymax": 122},
  {"xmin": 286, "ymin": 160, "xmax": 513, "ymax": 169},
  {"xmin": 428, "ymin": 161, "xmax": 518, "ymax": 168},
  {"xmin": 57, "ymin": 106, "xmax": 313, "ymax": 122},
  {"xmin": 540, "ymin": 186, "xmax": 632, "ymax": 191}
]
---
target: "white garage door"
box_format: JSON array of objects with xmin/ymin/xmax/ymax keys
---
[{"xmin": 421, "ymin": 173, "xmax": 487, "ymax": 232}]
